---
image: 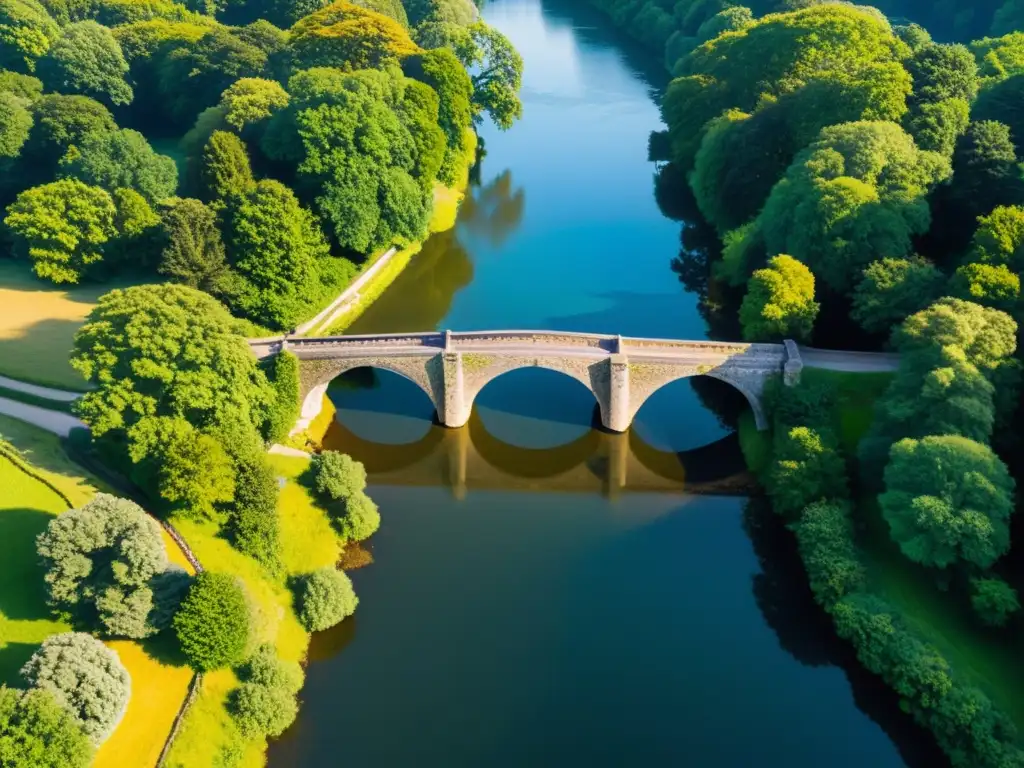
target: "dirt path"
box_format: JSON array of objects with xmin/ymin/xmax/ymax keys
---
[
  {"xmin": 0, "ymin": 374, "xmax": 83, "ymax": 402},
  {"xmin": 0, "ymin": 397, "xmax": 85, "ymax": 437}
]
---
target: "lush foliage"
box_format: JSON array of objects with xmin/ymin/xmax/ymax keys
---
[
  {"xmin": 310, "ymin": 450, "xmax": 381, "ymax": 541},
  {"xmin": 295, "ymin": 566, "xmax": 358, "ymax": 631},
  {"xmin": 880, "ymin": 435, "xmax": 1015, "ymax": 570},
  {"xmin": 59, "ymin": 127, "xmax": 177, "ymax": 205},
  {"xmin": 970, "ymin": 577, "xmax": 1020, "ymax": 627},
  {"xmin": 739, "ymin": 254, "xmax": 818, "ymax": 341},
  {"xmin": 227, "ymin": 644, "xmax": 303, "ymax": 738},
  {"xmin": 157, "ymin": 197, "xmax": 230, "ymax": 291},
  {"xmin": 37, "ymin": 21, "xmax": 133, "ymax": 106},
  {"xmin": 173, "ymin": 572, "xmax": 252, "ymax": 671},
  {"xmin": 0, "ymin": 686, "xmax": 93, "ymax": 768},
  {"xmin": 851, "ymin": 257, "xmax": 946, "ymax": 336},
  {"xmin": 71, "ymin": 283, "xmax": 273, "ymax": 437},
  {"xmin": 35, "ymin": 493, "xmax": 179, "ymax": 638},
  {"xmin": 20, "ymin": 632, "xmax": 130, "ymax": 745}
]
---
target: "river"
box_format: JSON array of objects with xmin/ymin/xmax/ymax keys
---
[{"xmin": 266, "ymin": 0, "xmax": 945, "ymax": 764}]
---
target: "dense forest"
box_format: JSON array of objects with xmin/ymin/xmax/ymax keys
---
[
  {"xmin": 0, "ymin": 0, "xmax": 524, "ymax": 764},
  {"xmin": 0, "ymin": 0, "xmax": 522, "ymax": 328}
]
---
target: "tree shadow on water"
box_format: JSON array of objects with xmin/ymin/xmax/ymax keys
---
[{"xmin": 743, "ymin": 498, "xmax": 950, "ymax": 768}]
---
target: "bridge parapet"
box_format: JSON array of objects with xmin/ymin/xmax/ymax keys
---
[{"xmin": 450, "ymin": 330, "xmax": 615, "ymax": 349}]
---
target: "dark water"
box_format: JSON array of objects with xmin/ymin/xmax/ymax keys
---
[{"xmin": 267, "ymin": 0, "xmax": 945, "ymax": 765}]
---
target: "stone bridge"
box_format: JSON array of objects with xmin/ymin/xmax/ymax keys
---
[{"xmin": 249, "ymin": 330, "xmax": 813, "ymax": 434}]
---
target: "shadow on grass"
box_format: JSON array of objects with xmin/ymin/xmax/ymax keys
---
[
  {"xmin": 141, "ymin": 629, "xmax": 189, "ymax": 668},
  {"xmin": 0, "ymin": 318, "xmax": 88, "ymax": 391},
  {"xmin": 0, "ymin": 641, "xmax": 40, "ymax": 686},
  {"xmin": 0, "ymin": 507, "xmax": 56, "ymax": 622}
]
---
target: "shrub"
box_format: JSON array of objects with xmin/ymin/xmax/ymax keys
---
[
  {"xmin": 228, "ymin": 645, "xmax": 303, "ymax": 737},
  {"xmin": 0, "ymin": 686, "xmax": 93, "ymax": 768},
  {"xmin": 311, "ymin": 450, "xmax": 367, "ymax": 501},
  {"xmin": 36, "ymin": 493, "xmax": 171, "ymax": 638},
  {"xmin": 20, "ymin": 633, "xmax": 130, "ymax": 745},
  {"xmin": 295, "ymin": 567, "xmax": 358, "ymax": 632},
  {"xmin": 766, "ymin": 426, "xmax": 848, "ymax": 520},
  {"xmin": 792, "ymin": 500, "xmax": 865, "ymax": 609},
  {"xmin": 337, "ymin": 491, "xmax": 381, "ymax": 543},
  {"xmin": 970, "ymin": 578, "xmax": 1020, "ymax": 627},
  {"xmin": 173, "ymin": 572, "xmax": 252, "ymax": 671}
]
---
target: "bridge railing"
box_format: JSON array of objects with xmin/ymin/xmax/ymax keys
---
[
  {"xmin": 449, "ymin": 330, "xmax": 616, "ymax": 349},
  {"xmin": 284, "ymin": 332, "xmax": 445, "ymax": 349}
]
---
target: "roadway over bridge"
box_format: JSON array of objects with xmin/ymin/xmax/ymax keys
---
[{"xmin": 248, "ymin": 330, "xmax": 899, "ymax": 435}]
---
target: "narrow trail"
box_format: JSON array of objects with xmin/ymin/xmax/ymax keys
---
[
  {"xmin": 0, "ymin": 397, "xmax": 85, "ymax": 437},
  {"xmin": 0, "ymin": 374, "xmax": 84, "ymax": 402}
]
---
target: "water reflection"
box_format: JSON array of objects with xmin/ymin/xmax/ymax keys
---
[
  {"xmin": 743, "ymin": 498, "xmax": 950, "ymax": 768},
  {"xmin": 458, "ymin": 170, "xmax": 527, "ymax": 251},
  {"xmin": 321, "ymin": 368, "xmax": 753, "ymax": 497}
]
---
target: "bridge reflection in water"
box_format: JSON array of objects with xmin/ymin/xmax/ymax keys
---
[{"xmin": 320, "ymin": 369, "xmax": 754, "ymax": 499}]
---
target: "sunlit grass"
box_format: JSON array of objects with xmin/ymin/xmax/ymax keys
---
[
  {"xmin": 270, "ymin": 453, "xmax": 342, "ymax": 576},
  {"xmin": 0, "ymin": 261, "xmax": 149, "ymax": 390},
  {"xmin": 94, "ymin": 641, "xmax": 194, "ymax": 768}
]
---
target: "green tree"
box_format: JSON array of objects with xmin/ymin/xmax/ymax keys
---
[
  {"xmin": 662, "ymin": 4, "xmax": 911, "ymax": 169},
  {"xmin": 335, "ymin": 490, "xmax": 380, "ymax": 542},
  {"xmin": 288, "ymin": 1, "xmax": 419, "ymax": 71},
  {"xmin": 295, "ymin": 566, "xmax": 358, "ymax": 631},
  {"xmin": 970, "ymin": 577, "xmax": 1020, "ymax": 627},
  {"xmin": 0, "ymin": 91, "xmax": 31, "ymax": 158},
  {"xmin": 767, "ymin": 426, "xmax": 848, "ymax": 520},
  {"xmin": 949, "ymin": 263, "xmax": 1021, "ymax": 315},
  {"xmin": 419, "ymin": 21, "xmax": 522, "ymax": 130},
  {"xmin": 36, "ymin": 493, "xmax": 170, "ymax": 638},
  {"xmin": 20, "ymin": 633, "xmax": 130, "ymax": 745},
  {"xmin": 851, "ymin": 257, "xmax": 947, "ymax": 336},
  {"xmin": 0, "ymin": 69, "xmax": 43, "ymax": 100},
  {"xmin": 60, "ymin": 127, "xmax": 178, "ymax": 205},
  {"xmin": 966, "ymin": 205, "xmax": 1024, "ymax": 270},
  {"xmin": 399, "ymin": 78, "xmax": 445, "ymax": 189},
  {"xmin": 311, "ymin": 450, "xmax": 366, "ymax": 500},
  {"xmin": 173, "ymin": 572, "xmax": 252, "ymax": 671},
  {"xmin": 224, "ymin": 178, "xmax": 331, "ymax": 329},
  {"xmin": 21, "ymin": 94, "xmax": 115, "ymax": 183},
  {"xmin": 218, "ymin": 421, "xmax": 281, "ymax": 572},
  {"xmin": 0, "ymin": 687, "xmax": 93, "ymax": 768},
  {"xmin": 403, "ymin": 47, "xmax": 474, "ymax": 183},
  {"xmin": 901, "ymin": 41, "xmax": 976, "ymax": 156},
  {"xmin": 4, "ymin": 178, "xmax": 117, "ymax": 284},
  {"xmin": 227, "ymin": 645, "xmax": 303, "ymax": 737},
  {"xmin": 71, "ymin": 283, "xmax": 274, "ymax": 436},
  {"xmin": 219, "ymin": 77, "xmax": 289, "ymax": 131},
  {"xmin": 792, "ymin": 500, "xmax": 865, "ymax": 608},
  {"xmin": 881, "ymin": 435, "xmax": 1015, "ymax": 570},
  {"xmin": 37, "ymin": 21, "xmax": 132, "ymax": 106},
  {"xmin": 199, "ymin": 129, "xmax": 254, "ymax": 206},
  {"xmin": 0, "ymin": 0, "xmax": 60, "ymax": 73},
  {"xmin": 108, "ymin": 186, "xmax": 161, "ymax": 267},
  {"xmin": 127, "ymin": 416, "xmax": 236, "ymax": 522},
  {"xmin": 157, "ymin": 197, "xmax": 231, "ymax": 291},
  {"xmin": 754, "ymin": 121, "xmax": 950, "ymax": 294},
  {"xmin": 935, "ymin": 121, "xmax": 1024, "ymax": 251},
  {"xmin": 739, "ymin": 254, "xmax": 818, "ymax": 341},
  {"xmin": 156, "ymin": 27, "xmax": 267, "ymax": 127}
]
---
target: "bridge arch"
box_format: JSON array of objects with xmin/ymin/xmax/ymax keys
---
[
  {"xmin": 455, "ymin": 355, "xmax": 610, "ymax": 430},
  {"xmin": 626, "ymin": 369, "xmax": 767, "ymax": 431},
  {"xmin": 295, "ymin": 358, "xmax": 442, "ymax": 435}
]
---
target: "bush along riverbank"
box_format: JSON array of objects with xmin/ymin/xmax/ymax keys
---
[{"xmin": 751, "ymin": 349, "xmax": 1024, "ymax": 767}]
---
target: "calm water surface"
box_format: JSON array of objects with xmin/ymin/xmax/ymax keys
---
[{"xmin": 267, "ymin": 0, "xmax": 944, "ymax": 764}]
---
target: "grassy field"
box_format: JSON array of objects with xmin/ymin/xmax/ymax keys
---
[
  {"xmin": 164, "ymin": 450, "xmax": 343, "ymax": 767},
  {"xmin": 0, "ymin": 415, "xmax": 195, "ymax": 766},
  {"xmin": 0, "ymin": 261, "xmax": 151, "ymax": 390}
]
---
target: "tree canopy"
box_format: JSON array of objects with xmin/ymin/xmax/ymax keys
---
[
  {"xmin": 37, "ymin": 21, "xmax": 133, "ymax": 106},
  {"xmin": 881, "ymin": 435, "xmax": 1015, "ymax": 570},
  {"xmin": 739, "ymin": 254, "xmax": 818, "ymax": 341},
  {"xmin": 0, "ymin": 687, "xmax": 92, "ymax": 768},
  {"xmin": 71, "ymin": 283, "xmax": 273, "ymax": 437}
]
